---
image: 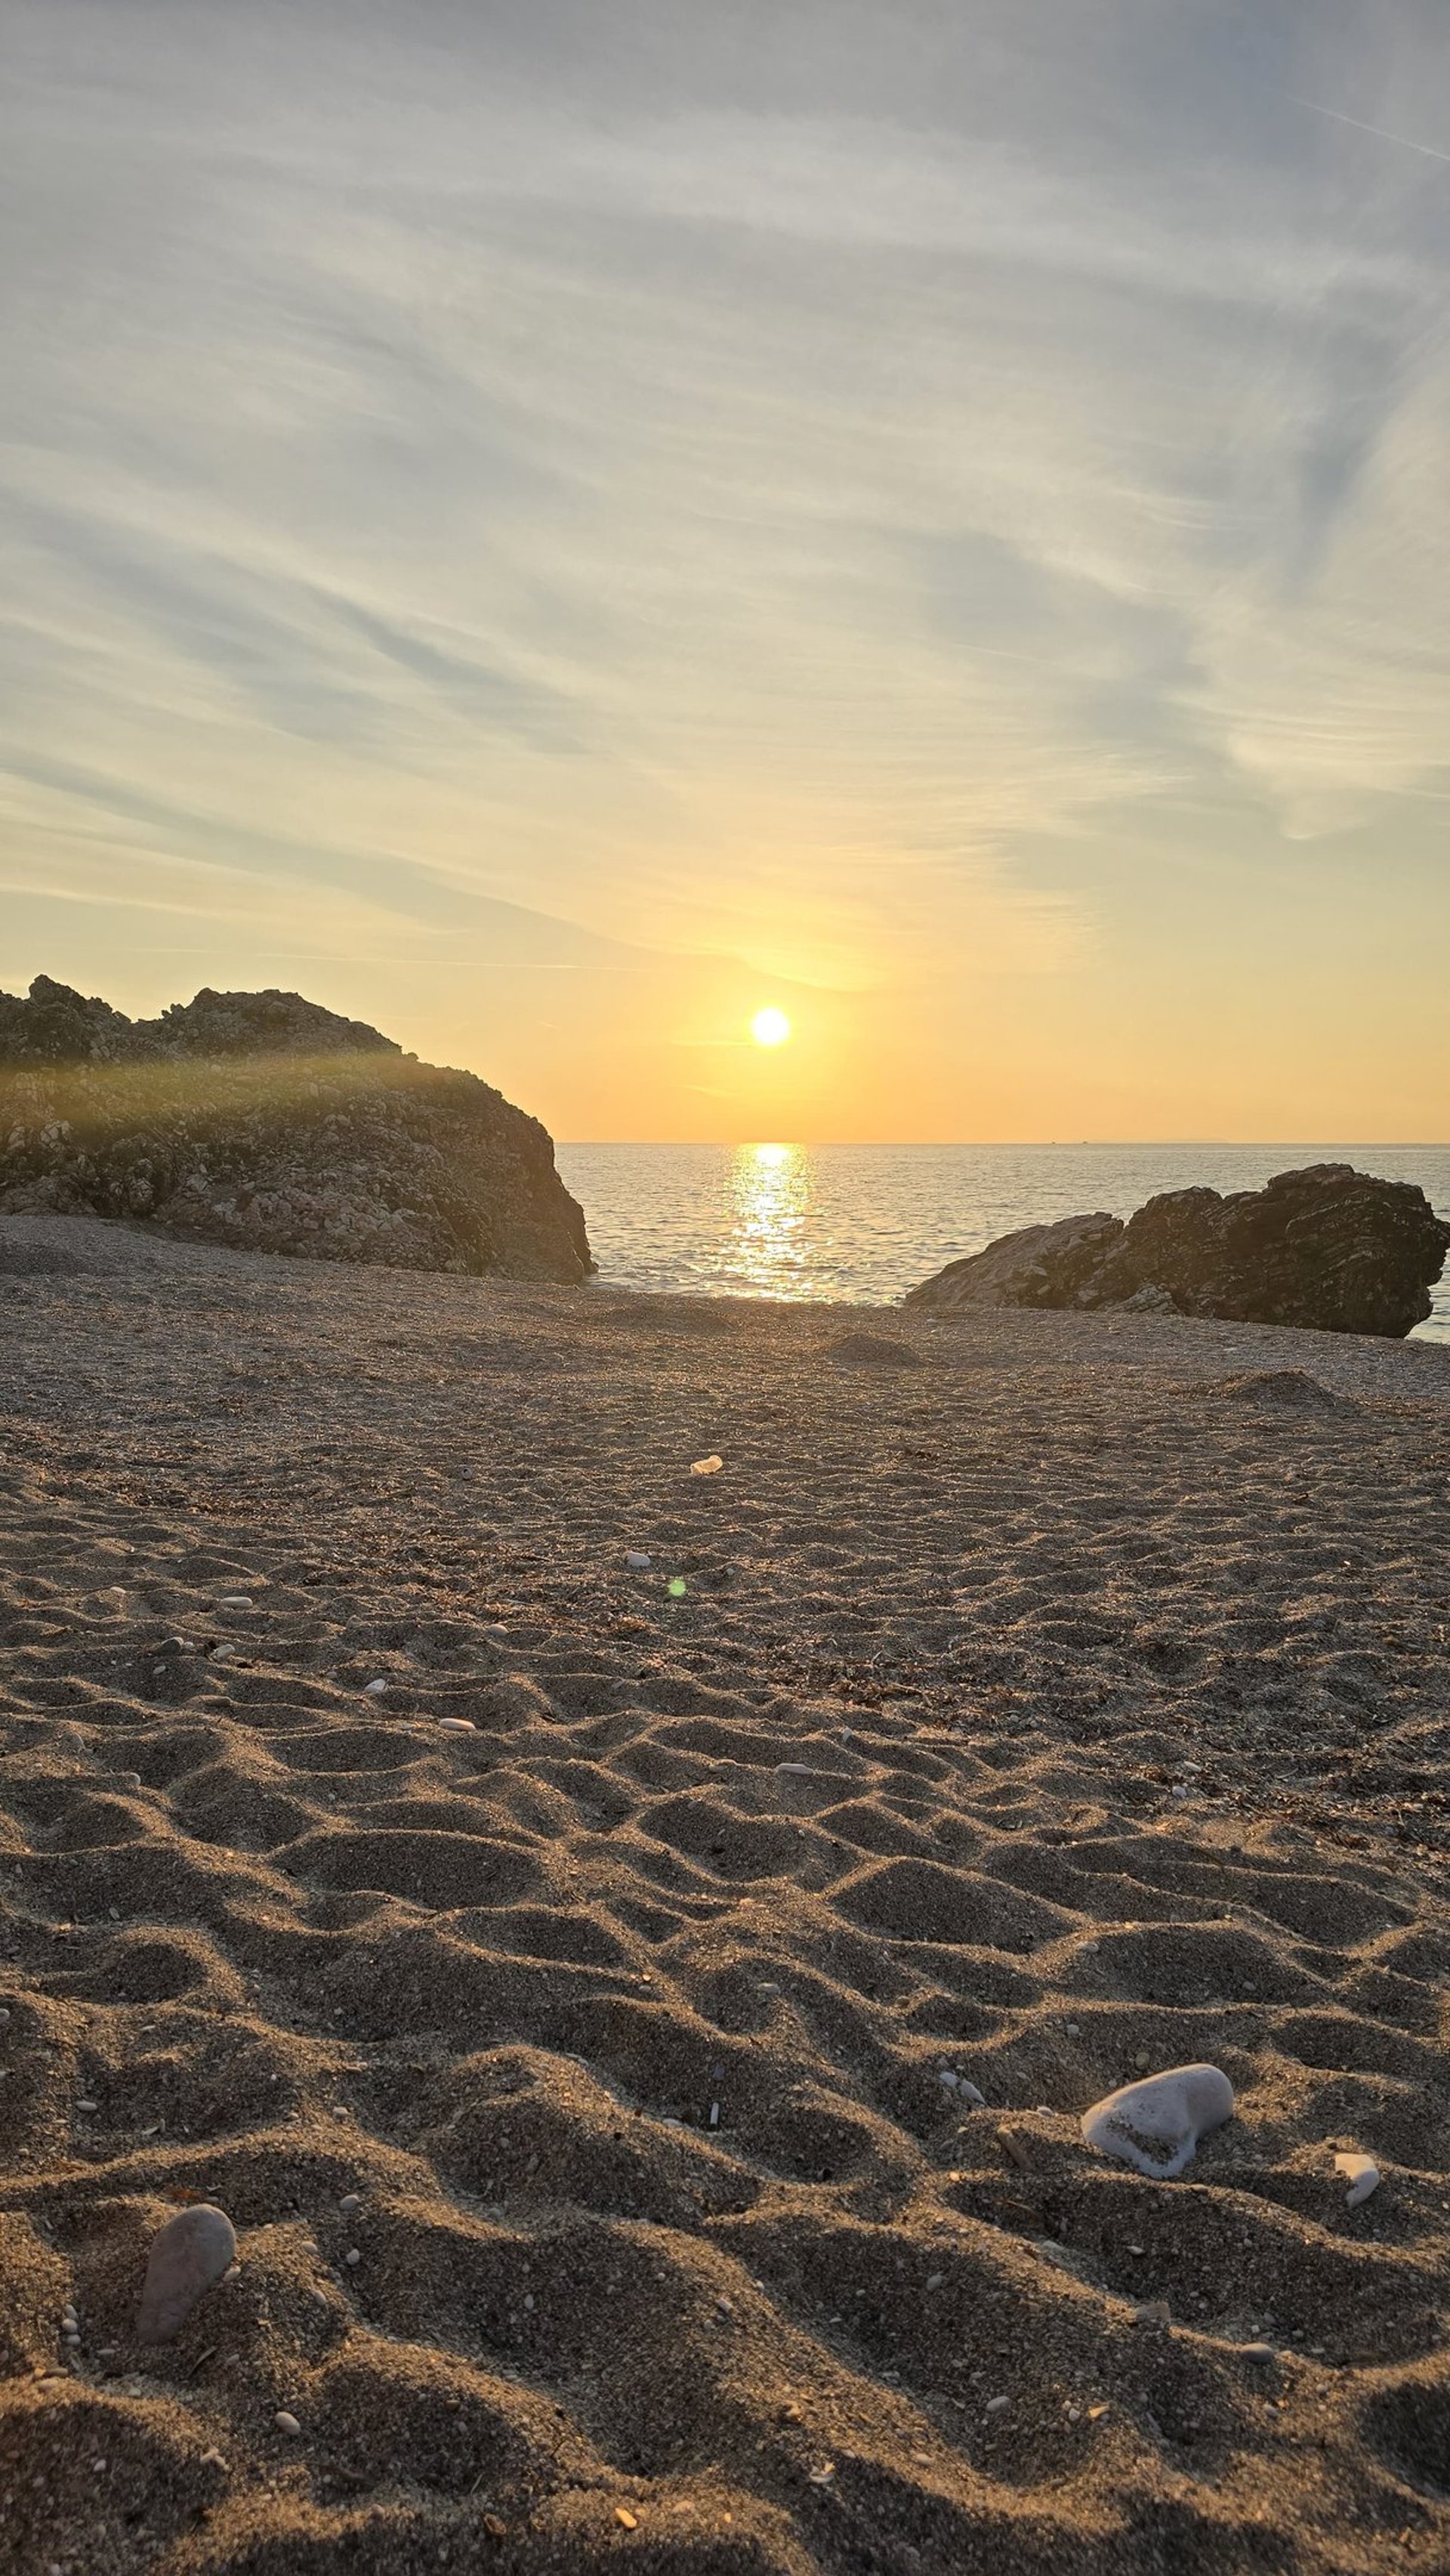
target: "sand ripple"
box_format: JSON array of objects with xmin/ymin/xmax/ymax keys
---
[{"xmin": 2, "ymin": 1249, "xmax": 1448, "ymax": 2569}]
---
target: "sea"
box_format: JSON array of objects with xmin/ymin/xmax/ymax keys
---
[{"xmin": 554, "ymin": 1144, "xmax": 1450, "ymax": 1343}]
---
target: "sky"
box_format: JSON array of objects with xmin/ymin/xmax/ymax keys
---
[{"xmin": 2, "ymin": 0, "xmax": 1448, "ymax": 1141}]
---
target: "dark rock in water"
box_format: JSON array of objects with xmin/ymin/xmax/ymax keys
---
[
  {"xmin": 905, "ymin": 1165, "xmax": 1450, "ymax": 1339},
  {"xmin": 0, "ymin": 977, "xmax": 591, "ymax": 1283},
  {"xmin": 905, "ymin": 1212, "xmax": 1121, "ymax": 1317}
]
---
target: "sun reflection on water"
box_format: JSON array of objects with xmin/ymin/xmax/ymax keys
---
[{"xmin": 727, "ymin": 1141, "xmax": 811, "ymax": 1293}]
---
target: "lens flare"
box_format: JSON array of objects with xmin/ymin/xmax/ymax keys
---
[{"xmin": 751, "ymin": 1007, "xmax": 791, "ymax": 1047}]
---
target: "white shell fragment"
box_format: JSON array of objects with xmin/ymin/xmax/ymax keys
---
[
  {"xmin": 1081, "ymin": 2063, "xmax": 1234, "ymax": 2179},
  {"xmin": 935, "ymin": 2068, "xmax": 986, "ymax": 2107},
  {"xmin": 136, "ymin": 2204, "xmax": 237, "ymax": 2343},
  {"xmin": 1334, "ymin": 2151, "xmax": 1381, "ymax": 2210}
]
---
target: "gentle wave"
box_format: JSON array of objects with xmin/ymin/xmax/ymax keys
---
[{"xmin": 556, "ymin": 1142, "xmax": 1450, "ymax": 1341}]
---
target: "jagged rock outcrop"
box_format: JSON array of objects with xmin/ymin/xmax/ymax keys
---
[
  {"xmin": 905, "ymin": 1164, "xmax": 1450, "ymax": 1339},
  {"xmin": 0, "ymin": 977, "xmax": 591, "ymax": 1283}
]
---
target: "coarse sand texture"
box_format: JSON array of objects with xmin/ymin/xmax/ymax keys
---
[{"xmin": 2, "ymin": 1217, "xmax": 1448, "ymax": 2574}]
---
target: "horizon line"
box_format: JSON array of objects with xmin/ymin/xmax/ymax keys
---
[{"xmin": 556, "ymin": 1138, "xmax": 1450, "ymax": 1151}]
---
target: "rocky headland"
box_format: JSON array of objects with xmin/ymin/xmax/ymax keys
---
[
  {"xmin": 905, "ymin": 1163, "xmax": 1450, "ymax": 1338},
  {"xmin": 0, "ymin": 976, "xmax": 591, "ymax": 1282}
]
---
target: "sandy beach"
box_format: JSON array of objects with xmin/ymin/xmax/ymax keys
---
[{"xmin": 3, "ymin": 1217, "xmax": 1449, "ymax": 2574}]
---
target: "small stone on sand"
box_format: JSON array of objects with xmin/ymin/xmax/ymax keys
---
[
  {"xmin": 136, "ymin": 2204, "xmax": 237, "ymax": 2344},
  {"xmin": 274, "ymin": 2410, "xmax": 301, "ymax": 2435},
  {"xmin": 1081, "ymin": 2063, "xmax": 1233, "ymax": 2179},
  {"xmin": 1334, "ymin": 2150, "xmax": 1381, "ymax": 2209},
  {"xmin": 689, "ymin": 1454, "xmax": 723, "ymax": 1476},
  {"xmin": 363, "ymin": 1679, "xmax": 388, "ymax": 1696},
  {"xmin": 437, "ymin": 1717, "xmax": 475, "ymax": 1733},
  {"xmin": 626, "ymin": 1552, "xmax": 652, "ymax": 1570}
]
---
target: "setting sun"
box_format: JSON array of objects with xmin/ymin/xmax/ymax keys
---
[{"xmin": 751, "ymin": 1007, "xmax": 791, "ymax": 1048}]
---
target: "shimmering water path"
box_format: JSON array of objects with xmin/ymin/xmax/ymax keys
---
[{"xmin": 555, "ymin": 1143, "xmax": 1450, "ymax": 1340}]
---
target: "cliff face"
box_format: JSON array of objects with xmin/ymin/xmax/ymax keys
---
[
  {"xmin": 905, "ymin": 1164, "xmax": 1450, "ymax": 1339},
  {"xmin": 0, "ymin": 978, "xmax": 592, "ymax": 1283}
]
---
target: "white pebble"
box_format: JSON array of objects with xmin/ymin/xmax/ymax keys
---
[
  {"xmin": 339, "ymin": 2193, "xmax": 362, "ymax": 2210},
  {"xmin": 274, "ymin": 2410, "xmax": 301, "ymax": 2436},
  {"xmin": 1081, "ymin": 2064, "xmax": 1234, "ymax": 2179},
  {"xmin": 363, "ymin": 1679, "xmax": 388, "ymax": 1697},
  {"xmin": 136, "ymin": 2204, "xmax": 237, "ymax": 2343},
  {"xmin": 437, "ymin": 1717, "xmax": 476, "ymax": 1734},
  {"xmin": 626, "ymin": 1552, "xmax": 652, "ymax": 1571},
  {"xmin": 344, "ymin": 2247, "xmax": 361, "ymax": 2266},
  {"xmin": 985, "ymin": 2395, "xmax": 1010, "ymax": 2414},
  {"xmin": 218, "ymin": 1595, "xmax": 253, "ymax": 1608},
  {"xmin": 1334, "ymin": 2151, "xmax": 1381, "ymax": 2210}
]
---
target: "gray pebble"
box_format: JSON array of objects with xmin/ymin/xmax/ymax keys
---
[{"xmin": 136, "ymin": 2204, "xmax": 237, "ymax": 2344}]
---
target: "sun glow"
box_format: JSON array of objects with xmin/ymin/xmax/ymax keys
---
[{"xmin": 751, "ymin": 1006, "xmax": 791, "ymax": 1047}]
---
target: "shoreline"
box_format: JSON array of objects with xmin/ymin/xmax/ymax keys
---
[{"xmin": 2, "ymin": 1220, "xmax": 1448, "ymax": 2571}]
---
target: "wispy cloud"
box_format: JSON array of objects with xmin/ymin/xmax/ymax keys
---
[{"xmin": 2, "ymin": 1, "xmax": 1448, "ymax": 1131}]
